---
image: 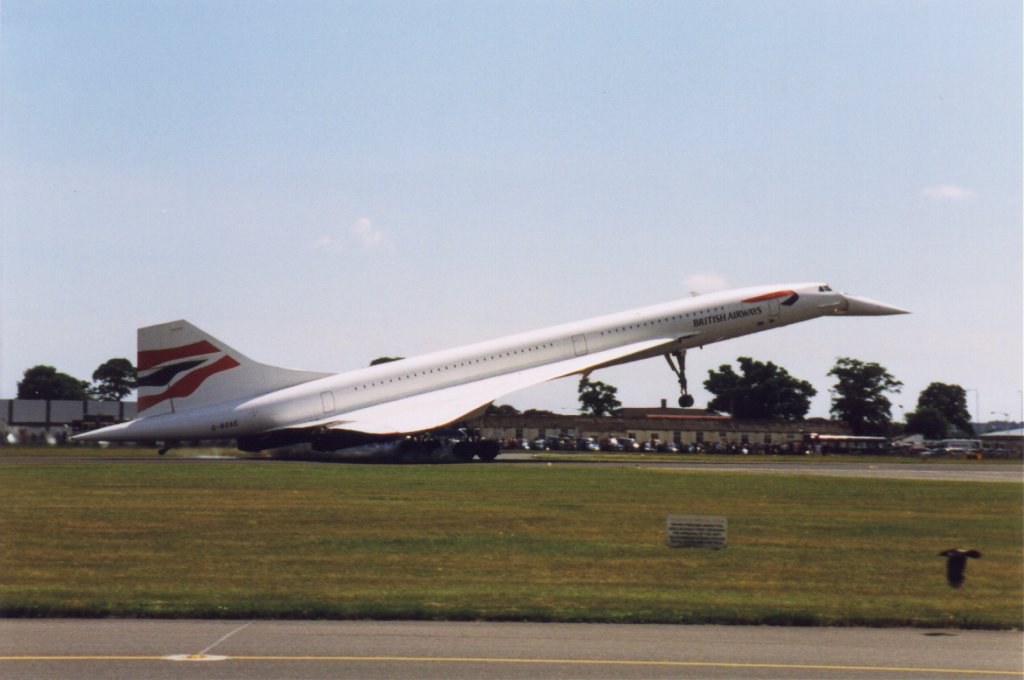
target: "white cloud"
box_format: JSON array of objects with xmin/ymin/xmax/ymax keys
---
[
  {"xmin": 351, "ymin": 217, "xmax": 387, "ymax": 250},
  {"xmin": 683, "ymin": 273, "xmax": 728, "ymax": 296},
  {"xmin": 313, "ymin": 217, "xmax": 389, "ymax": 253},
  {"xmin": 921, "ymin": 185, "xmax": 976, "ymax": 201}
]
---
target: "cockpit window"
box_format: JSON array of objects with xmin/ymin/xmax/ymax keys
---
[{"xmin": 818, "ymin": 285, "xmax": 833, "ymax": 292}]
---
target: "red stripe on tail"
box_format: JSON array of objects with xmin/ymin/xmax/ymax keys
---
[
  {"xmin": 138, "ymin": 340, "xmax": 219, "ymax": 370},
  {"xmin": 138, "ymin": 355, "xmax": 240, "ymax": 411}
]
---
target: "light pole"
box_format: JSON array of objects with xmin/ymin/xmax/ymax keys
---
[{"xmin": 990, "ymin": 411, "xmax": 1010, "ymax": 435}]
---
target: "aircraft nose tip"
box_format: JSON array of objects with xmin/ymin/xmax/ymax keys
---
[{"xmin": 839, "ymin": 294, "xmax": 910, "ymax": 316}]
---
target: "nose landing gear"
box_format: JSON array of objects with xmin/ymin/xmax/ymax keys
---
[{"xmin": 664, "ymin": 350, "xmax": 695, "ymax": 408}]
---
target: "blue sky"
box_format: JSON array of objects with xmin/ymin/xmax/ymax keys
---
[{"xmin": 2, "ymin": 1, "xmax": 1021, "ymax": 421}]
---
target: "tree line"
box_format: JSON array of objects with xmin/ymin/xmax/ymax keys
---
[
  {"xmin": 16, "ymin": 359, "xmax": 136, "ymax": 402},
  {"xmin": 573, "ymin": 356, "xmax": 974, "ymax": 438},
  {"xmin": 16, "ymin": 354, "xmax": 976, "ymax": 439}
]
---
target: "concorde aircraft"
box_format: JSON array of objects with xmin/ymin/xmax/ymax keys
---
[{"xmin": 74, "ymin": 283, "xmax": 907, "ymax": 460}]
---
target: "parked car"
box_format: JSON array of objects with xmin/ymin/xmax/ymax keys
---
[
  {"xmin": 921, "ymin": 445, "xmax": 983, "ymax": 461},
  {"xmin": 557, "ymin": 436, "xmax": 578, "ymax": 450},
  {"xmin": 535, "ymin": 436, "xmax": 576, "ymax": 451},
  {"xmin": 600, "ymin": 437, "xmax": 623, "ymax": 451},
  {"xmin": 618, "ymin": 437, "xmax": 640, "ymax": 452}
]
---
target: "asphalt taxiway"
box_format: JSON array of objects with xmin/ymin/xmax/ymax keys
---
[
  {"xmin": 2, "ymin": 452, "xmax": 1020, "ymax": 483},
  {"xmin": 642, "ymin": 460, "xmax": 1021, "ymax": 482},
  {"xmin": 494, "ymin": 453, "xmax": 1022, "ymax": 482},
  {"xmin": 2, "ymin": 619, "xmax": 1021, "ymax": 679}
]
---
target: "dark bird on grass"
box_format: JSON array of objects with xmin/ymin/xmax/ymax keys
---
[{"xmin": 939, "ymin": 548, "xmax": 981, "ymax": 588}]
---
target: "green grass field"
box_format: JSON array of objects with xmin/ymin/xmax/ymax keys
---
[{"xmin": 1, "ymin": 457, "xmax": 1020, "ymax": 628}]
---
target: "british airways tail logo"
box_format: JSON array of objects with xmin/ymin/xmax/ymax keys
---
[{"xmin": 137, "ymin": 340, "xmax": 240, "ymax": 411}]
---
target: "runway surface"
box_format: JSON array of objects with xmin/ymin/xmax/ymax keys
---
[
  {"xmin": 2, "ymin": 452, "xmax": 1020, "ymax": 482},
  {"xmin": 2, "ymin": 619, "xmax": 1021, "ymax": 679},
  {"xmin": 500, "ymin": 453, "xmax": 1023, "ymax": 482},
  {"xmin": 640, "ymin": 460, "xmax": 1022, "ymax": 483}
]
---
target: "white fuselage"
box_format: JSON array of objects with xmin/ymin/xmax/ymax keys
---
[{"xmin": 79, "ymin": 283, "xmax": 902, "ymax": 446}]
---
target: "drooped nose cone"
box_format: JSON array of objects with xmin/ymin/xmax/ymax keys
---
[{"xmin": 837, "ymin": 294, "xmax": 910, "ymax": 316}]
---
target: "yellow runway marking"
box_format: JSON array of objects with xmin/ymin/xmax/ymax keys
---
[{"xmin": 0, "ymin": 655, "xmax": 1020, "ymax": 675}]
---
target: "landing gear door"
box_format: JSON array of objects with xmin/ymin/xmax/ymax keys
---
[{"xmin": 767, "ymin": 299, "xmax": 780, "ymax": 323}]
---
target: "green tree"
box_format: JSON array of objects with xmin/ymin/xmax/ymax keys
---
[
  {"xmin": 485, "ymin": 403, "xmax": 521, "ymax": 416},
  {"xmin": 91, "ymin": 357, "xmax": 136, "ymax": 401},
  {"xmin": 916, "ymin": 382, "xmax": 974, "ymax": 435},
  {"xmin": 827, "ymin": 358, "xmax": 903, "ymax": 435},
  {"xmin": 905, "ymin": 406, "xmax": 949, "ymax": 439},
  {"xmin": 17, "ymin": 365, "xmax": 91, "ymax": 400},
  {"xmin": 577, "ymin": 376, "xmax": 621, "ymax": 417},
  {"xmin": 522, "ymin": 408, "xmax": 556, "ymax": 416},
  {"xmin": 703, "ymin": 357, "xmax": 816, "ymax": 420}
]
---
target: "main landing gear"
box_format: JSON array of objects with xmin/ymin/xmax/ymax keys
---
[{"xmin": 664, "ymin": 350, "xmax": 695, "ymax": 408}]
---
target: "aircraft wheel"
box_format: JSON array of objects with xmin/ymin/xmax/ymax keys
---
[
  {"xmin": 476, "ymin": 440, "xmax": 500, "ymax": 462},
  {"xmin": 452, "ymin": 442, "xmax": 476, "ymax": 462},
  {"xmin": 678, "ymin": 394, "xmax": 695, "ymax": 408}
]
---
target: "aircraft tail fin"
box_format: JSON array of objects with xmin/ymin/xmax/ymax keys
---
[{"xmin": 136, "ymin": 320, "xmax": 332, "ymax": 417}]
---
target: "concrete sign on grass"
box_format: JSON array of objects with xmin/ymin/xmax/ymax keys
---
[{"xmin": 666, "ymin": 515, "xmax": 727, "ymax": 549}]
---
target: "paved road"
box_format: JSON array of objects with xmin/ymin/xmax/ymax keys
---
[
  {"xmin": 505, "ymin": 454, "xmax": 1023, "ymax": 482},
  {"xmin": 2, "ymin": 452, "xmax": 1020, "ymax": 482},
  {"xmin": 1, "ymin": 619, "xmax": 1021, "ymax": 679},
  {"xmin": 642, "ymin": 460, "xmax": 1023, "ymax": 482}
]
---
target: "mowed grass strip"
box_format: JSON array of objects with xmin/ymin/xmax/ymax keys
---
[{"xmin": 0, "ymin": 462, "xmax": 1019, "ymax": 628}]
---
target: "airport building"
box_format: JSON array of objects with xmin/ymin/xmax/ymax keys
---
[
  {"xmin": 980, "ymin": 428, "xmax": 1024, "ymax": 458},
  {"xmin": 2, "ymin": 398, "xmax": 849, "ymax": 452},
  {"xmin": 5, "ymin": 398, "xmax": 1019, "ymax": 457},
  {"xmin": 1, "ymin": 399, "xmax": 137, "ymax": 444},
  {"xmin": 468, "ymin": 403, "xmax": 854, "ymax": 453}
]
